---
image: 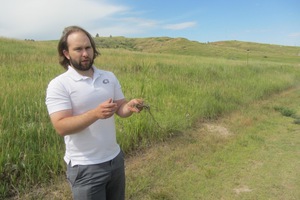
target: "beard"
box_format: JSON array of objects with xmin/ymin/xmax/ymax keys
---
[{"xmin": 69, "ymin": 57, "xmax": 94, "ymax": 71}]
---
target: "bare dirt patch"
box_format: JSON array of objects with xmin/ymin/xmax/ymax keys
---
[
  {"xmin": 233, "ymin": 185, "xmax": 252, "ymax": 195},
  {"xmin": 202, "ymin": 123, "xmax": 232, "ymax": 137}
]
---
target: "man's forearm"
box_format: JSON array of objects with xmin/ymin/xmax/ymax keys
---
[
  {"xmin": 51, "ymin": 109, "xmax": 99, "ymax": 136},
  {"xmin": 116, "ymin": 100, "xmax": 133, "ymax": 118}
]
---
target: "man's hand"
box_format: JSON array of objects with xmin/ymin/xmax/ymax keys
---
[
  {"xmin": 114, "ymin": 98, "xmax": 144, "ymax": 117},
  {"xmin": 94, "ymin": 98, "xmax": 118, "ymax": 119},
  {"xmin": 126, "ymin": 99, "xmax": 144, "ymax": 113}
]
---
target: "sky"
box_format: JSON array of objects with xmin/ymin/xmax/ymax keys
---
[{"xmin": 0, "ymin": 0, "xmax": 299, "ymax": 46}]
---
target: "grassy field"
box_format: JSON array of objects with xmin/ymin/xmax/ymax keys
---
[
  {"xmin": 0, "ymin": 37, "xmax": 300, "ymax": 199},
  {"xmin": 124, "ymin": 85, "xmax": 300, "ymax": 200},
  {"xmin": 11, "ymin": 86, "xmax": 300, "ymax": 200}
]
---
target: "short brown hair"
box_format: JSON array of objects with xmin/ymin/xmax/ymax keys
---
[{"xmin": 57, "ymin": 26, "xmax": 100, "ymax": 69}]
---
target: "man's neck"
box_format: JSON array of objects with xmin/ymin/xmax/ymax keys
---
[{"xmin": 72, "ymin": 66, "xmax": 94, "ymax": 78}]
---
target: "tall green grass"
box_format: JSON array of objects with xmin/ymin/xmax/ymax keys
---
[{"xmin": 0, "ymin": 37, "xmax": 300, "ymax": 198}]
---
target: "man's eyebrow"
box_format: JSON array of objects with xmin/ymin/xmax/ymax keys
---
[{"xmin": 73, "ymin": 46, "xmax": 82, "ymax": 50}]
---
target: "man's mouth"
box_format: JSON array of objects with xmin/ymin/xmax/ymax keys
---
[{"xmin": 82, "ymin": 60, "xmax": 90, "ymax": 64}]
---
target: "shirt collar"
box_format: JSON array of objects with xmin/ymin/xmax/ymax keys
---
[{"xmin": 67, "ymin": 65, "xmax": 103, "ymax": 81}]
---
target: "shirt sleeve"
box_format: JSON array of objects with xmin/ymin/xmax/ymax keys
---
[
  {"xmin": 45, "ymin": 78, "xmax": 72, "ymax": 115},
  {"xmin": 110, "ymin": 72, "xmax": 125, "ymax": 101}
]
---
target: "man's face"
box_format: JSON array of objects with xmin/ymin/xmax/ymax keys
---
[{"xmin": 63, "ymin": 31, "xmax": 94, "ymax": 71}]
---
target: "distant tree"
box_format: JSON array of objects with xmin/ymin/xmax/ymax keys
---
[{"xmin": 96, "ymin": 33, "xmax": 99, "ymax": 37}]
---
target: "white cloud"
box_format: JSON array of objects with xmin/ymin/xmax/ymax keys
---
[
  {"xmin": 288, "ymin": 32, "xmax": 300, "ymax": 38},
  {"xmin": 0, "ymin": 0, "xmax": 128, "ymax": 40},
  {"xmin": 0, "ymin": 0, "xmax": 198, "ymax": 41},
  {"xmin": 88, "ymin": 17, "xmax": 159, "ymax": 37},
  {"xmin": 164, "ymin": 21, "xmax": 197, "ymax": 30},
  {"xmin": 119, "ymin": 17, "xmax": 158, "ymax": 28}
]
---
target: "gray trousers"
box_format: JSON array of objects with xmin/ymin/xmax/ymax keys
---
[{"xmin": 66, "ymin": 151, "xmax": 125, "ymax": 200}]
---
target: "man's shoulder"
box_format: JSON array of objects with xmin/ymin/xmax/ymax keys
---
[
  {"xmin": 94, "ymin": 67, "xmax": 112, "ymax": 74},
  {"xmin": 94, "ymin": 67, "xmax": 116, "ymax": 78},
  {"xmin": 47, "ymin": 71, "xmax": 70, "ymax": 87}
]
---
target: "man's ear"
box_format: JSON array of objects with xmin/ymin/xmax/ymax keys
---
[{"xmin": 63, "ymin": 50, "xmax": 70, "ymax": 59}]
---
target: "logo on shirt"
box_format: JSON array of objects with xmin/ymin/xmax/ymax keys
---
[{"xmin": 103, "ymin": 79, "xmax": 109, "ymax": 84}]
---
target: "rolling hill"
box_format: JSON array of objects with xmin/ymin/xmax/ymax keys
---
[{"xmin": 94, "ymin": 36, "xmax": 300, "ymax": 63}]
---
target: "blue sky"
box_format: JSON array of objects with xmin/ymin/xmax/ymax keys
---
[{"xmin": 0, "ymin": 0, "xmax": 299, "ymax": 46}]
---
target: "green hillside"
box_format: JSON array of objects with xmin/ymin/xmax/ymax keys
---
[
  {"xmin": 1, "ymin": 36, "xmax": 299, "ymax": 63},
  {"xmin": 94, "ymin": 36, "xmax": 300, "ymax": 63}
]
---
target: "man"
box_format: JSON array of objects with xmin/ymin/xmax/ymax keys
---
[{"xmin": 45, "ymin": 26, "xmax": 143, "ymax": 200}]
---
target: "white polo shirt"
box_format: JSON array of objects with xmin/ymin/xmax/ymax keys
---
[{"xmin": 46, "ymin": 66, "xmax": 125, "ymax": 166}]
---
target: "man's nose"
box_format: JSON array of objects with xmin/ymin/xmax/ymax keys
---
[{"xmin": 82, "ymin": 49, "xmax": 89, "ymax": 56}]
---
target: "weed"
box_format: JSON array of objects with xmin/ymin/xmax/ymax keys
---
[{"xmin": 274, "ymin": 106, "xmax": 296, "ymax": 117}]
